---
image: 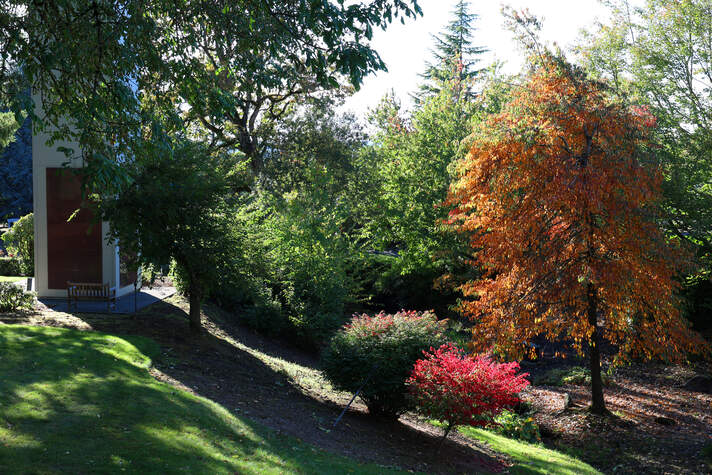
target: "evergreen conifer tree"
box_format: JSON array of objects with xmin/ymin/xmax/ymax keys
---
[{"xmin": 416, "ymin": 0, "xmax": 486, "ymax": 101}]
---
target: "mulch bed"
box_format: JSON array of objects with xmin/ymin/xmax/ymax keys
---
[{"xmin": 520, "ymin": 359, "xmax": 712, "ymax": 474}]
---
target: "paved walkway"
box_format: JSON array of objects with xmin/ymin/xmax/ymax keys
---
[{"xmin": 39, "ymin": 286, "xmax": 176, "ymax": 314}]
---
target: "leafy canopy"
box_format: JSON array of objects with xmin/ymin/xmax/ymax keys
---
[
  {"xmin": 0, "ymin": 0, "xmax": 422, "ymax": 190},
  {"xmin": 577, "ymin": 0, "xmax": 712, "ymax": 262},
  {"xmin": 448, "ymin": 56, "xmax": 708, "ymax": 366}
]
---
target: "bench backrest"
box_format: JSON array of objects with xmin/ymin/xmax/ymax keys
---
[{"xmin": 67, "ymin": 282, "xmax": 112, "ymax": 297}]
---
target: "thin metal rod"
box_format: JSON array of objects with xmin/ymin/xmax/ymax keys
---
[{"xmin": 332, "ymin": 364, "xmax": 378, "ymax": 429}]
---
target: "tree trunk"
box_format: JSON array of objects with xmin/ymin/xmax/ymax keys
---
[
  {"xmin": 188, "ymin": 286, "xmax": 202, "ymax": 334},
  {"xmin": 587, "ymin": 283, "xmax": 606, "ymax": 414}
]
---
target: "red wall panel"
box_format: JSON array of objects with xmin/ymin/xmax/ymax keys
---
[{"xmin": 46, "ymin": 169, "xmax": 103, "ymax": 289}]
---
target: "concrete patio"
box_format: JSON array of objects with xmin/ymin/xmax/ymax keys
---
[{"xmin": 38, "ymin": 286, "xmax": 176, "ymax": 314}]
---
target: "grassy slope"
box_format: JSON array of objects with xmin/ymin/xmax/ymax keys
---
[
  {"xmin": 0, "ymin": 276, "xmax": 23, "ymax": 282},
  {"xmin": 0, "ymin": 325, "xmax": 402, "ymax": 474},
  {"xmin": 458, "ymin": 427, "xmax": 601, "ymax": 475},
  {"xmin": 204, "ymin": 304, "xmax": 600, "ymax": 475}
]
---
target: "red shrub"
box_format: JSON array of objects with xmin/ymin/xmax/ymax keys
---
[{"xmin": 407, "ymin": 344, "xmax": 529, "ymax": 432}]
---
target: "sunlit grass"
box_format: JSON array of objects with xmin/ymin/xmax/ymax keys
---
[
  {"xmin": 457, "ymin": 426, "xmax": 601, "ymax": 475},
  {"xmin": 0, "ymin": 325, "xmax": 403, "ymax": 474}
]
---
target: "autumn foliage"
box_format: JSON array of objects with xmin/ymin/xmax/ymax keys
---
[
  {"xmin": 447, "ymin": 56, "xmax": 709, "ymax": 412},
  {"xmin": 407, "ymin": 344, "xmax": 529, "ymax": 435}
]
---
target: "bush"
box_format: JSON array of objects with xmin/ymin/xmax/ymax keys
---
[
  {"xmin": 0, "ymin": 256, "xmax": 21, "ymax": 276},
  {"xmin": 491, "ymin": 410, "xmax": 542, "ymax": 444},
  {"xmin": 407, "ymin": 344, "xmax": 530, "ymax": 438},
  {"xmin": 534, "ymin": 366, "xmax": 612, "ymax": 387},
  {"xmin": 205, "ymin": 192, "xmax": 357, "ymax": 350},
  {"xmin": 682, "ymin": 272, "xmax": 712, "ymax": 331},
  {"xmin": 321, "ymin": 310, "xmax": 447, "ymax": 418},
  {"xmin": 351, "ymin": 252, "xmax": 461, "ymax": 319},
  {"xmin": 1, "ymin": 213, "xmax": 33, "ymax": 276},
  {"xmin": 702, "ymin": 443, "xmax": 712, "ymax": 466},
  {"xmin": 0, "ymin": 282, "xmax": 34, "ymax": 311}
]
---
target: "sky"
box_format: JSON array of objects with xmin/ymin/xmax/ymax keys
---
[{"xmin": 342, "ymin": 0, "xmax": 614, "ymax": 119}]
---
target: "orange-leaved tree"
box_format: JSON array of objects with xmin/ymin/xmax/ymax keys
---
[{"xmin": 447, "ymin": 56, "xmax": 708, "ymax": 414}]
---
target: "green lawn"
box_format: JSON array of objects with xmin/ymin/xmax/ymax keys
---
[
  {"xmin": 0, "ymin": 276, "xmax": 23, "ymax": 282},
  {"xmin": 457, "ymin": 426, "xmax": 601, "ymax": 475},
  {"xmin": 0, "ymin": 325, "xmax": 403, "ymax": 474}
]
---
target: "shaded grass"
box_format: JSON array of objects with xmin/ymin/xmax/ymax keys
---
[
  {"xmin": 172, "ymin": 296, "xmax": 345, "ymax": 402},
  {"xmin": 0, "ymin": 324, "xmax": 404, "ymax": 474}
]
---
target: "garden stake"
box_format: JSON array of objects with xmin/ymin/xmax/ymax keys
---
[{"xmin": 332, "ymin": 364, "xmax": 378, "ymax": 429}]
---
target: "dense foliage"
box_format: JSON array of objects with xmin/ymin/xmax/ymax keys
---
[
  {"xmin": 0, "ymin": 257, "xmax": 20, "ymax": 276},
  {"xmin": 1, "ymin": 213, "xmax": 33, "ymax": 276},
  {"xmin": 0, "ymin": 282, "xmax": 33, "ymax": 311},
  {"xmin": 0, "ymin": 111, "xmax": 16, "ymax": 148},
  {"xmin": 408, "ymin": 344, "xmax": 529, "ymax": 439},
  {"xmin": 101, "ymin": 140, "xmax": 242, "ymax": 333},
  {"xmin": 0, "ymin": 117, "xmax": 31, "ymax": 219},
  {"xmin": 198, "ymin": 106, "xmax": 368, "ymax": 348},
  {"xmin": 321, "ymin": 311, "xmax": 447, "ymax": 418},
  {"xmin": 447, "ymin": 55, "xmax": 709, "ymax": 412},
  {"xmin": 577, "ymin": 0, "xmax": 712, "ymax": 330}
]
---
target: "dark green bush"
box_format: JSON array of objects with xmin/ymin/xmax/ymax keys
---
[
  {"xmin": 1, "ymin": 213, "xmax": 33, "ymax": 276},
  {"xmin": 321, "ymin": 310, "xmax": 447, "ymax": 418},
  {"xmin": 0, "ymin": 282, "xmax": 34, "ymax": 311},
  {"xmin": 533, "ymin": 366, "xmax": 612, "ymax": 387},
  {"xmin": 352, "ymin": 253, "xmax": 461, "ymax": 319},
  {"xmin": 491, "ymin": 410, "xmax": 542, "ymax": 444},
  {"xmin": 0, "ymin": 256, "xmax": 21, "ymax": 276},
  {"xmin": 702, "ymin": 443, "xmax": 712, "ymax": 466},
  {"xmin": 682, "ymin": 272, "xmax": 712, "ymax": 331}
]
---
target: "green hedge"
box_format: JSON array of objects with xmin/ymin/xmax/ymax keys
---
[
  {"xmin": 0, "ymin": 257, "xmax": 21, "ymax": 276},
  {"xmin": 1, "ymin": 213, "xmax": 33, "ymax": 276},
  {"xmin": 0, "ymin": 282, "xmax": 34, "ymax": 311},
  {"xmin": 321, "ymin": 310, "xmax": 447, "ymax": 418}
]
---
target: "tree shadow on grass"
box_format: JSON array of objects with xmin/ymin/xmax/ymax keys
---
[
  {"xmin": 0, "ymin": 325, "xmax": 398, "ymax": 474},
  {"xmin": 0, "ymin": 301, "xmax": 508, "ymax": 474}
]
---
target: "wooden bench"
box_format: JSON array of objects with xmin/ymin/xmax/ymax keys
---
[{"xmin": 67, "ymin": 282, "xmax": 116, "ymax": 312}]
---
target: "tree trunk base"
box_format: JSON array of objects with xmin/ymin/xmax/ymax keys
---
[{"xmin": 587, "ymin": 404, "xmax": 612, "ymax": 417}]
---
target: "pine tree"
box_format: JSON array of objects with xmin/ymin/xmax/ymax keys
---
[{"xmin": 416, "ymin": 0, "xmax": 487, "ymax": 101}]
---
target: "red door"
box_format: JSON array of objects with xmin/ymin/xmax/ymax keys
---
[{"xmin": 46, "ymin": 168, "xmax": 102, "ymax": 289}]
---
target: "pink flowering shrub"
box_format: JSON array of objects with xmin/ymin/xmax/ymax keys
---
[
  {"xmin": 321, "ymin": 310, "xmax": 447, "ymax": 418},
  {"xmin": 407, "ymin": 344, "xmax": 530, "ymax": 436}
]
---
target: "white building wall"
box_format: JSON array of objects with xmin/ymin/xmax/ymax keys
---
[
  {"xmin": 32, "ymin": 126, "xmax": 87, "ymax": 298},
  {"xmin": 32, "ymin": 99, "xmax": 136, "ymax": 299}
]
